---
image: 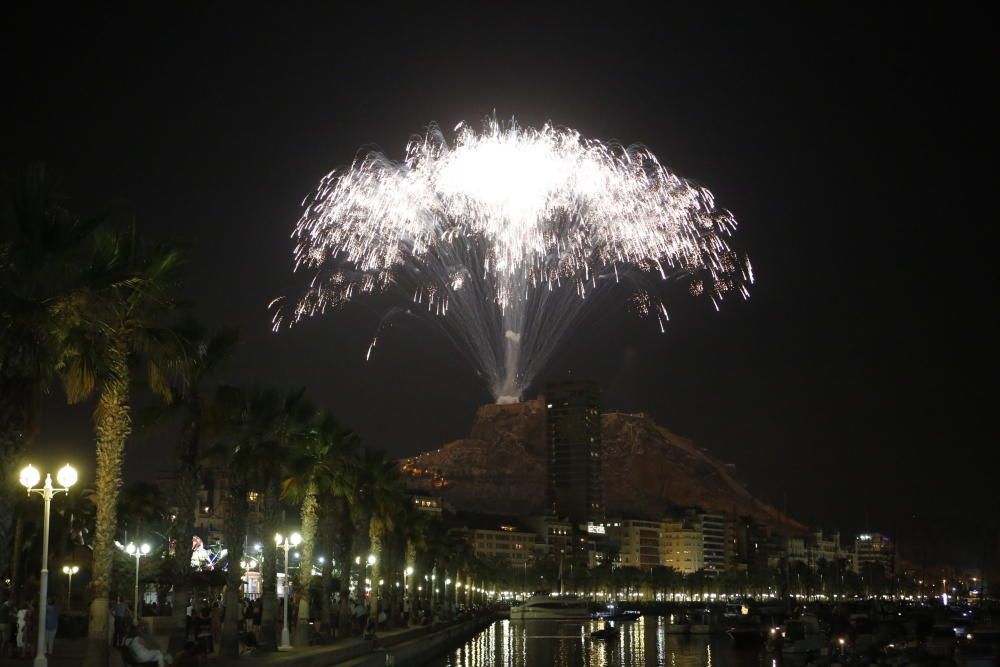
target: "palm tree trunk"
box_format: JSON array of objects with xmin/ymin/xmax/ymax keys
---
[
  {"xmin": 318, "ymin": 531, "xmax": 334, "ymax": 639},
  {"xmin": 83, "ymin": 340, "xmax": 131, "ymax": 667},
  {"xmin": 369, "ymin": 520, "xmax": 383, "ymax": 628},
  {"xmin": 315, "ymin": 506, "xmax": 335, "ymax": 638},
  {"xmin": 332, "ymin": 497, "xmax": 353, "ymax": 639},
  {"xmin": 10, "ymin": 513, "xmax": 24, "ymax": 604},
  {"xmin": 259, "ymin": 483, "xmax": 280, "ymax": 650},
  {"xmin": 293, "ymin": 479, "xmax": 318, "ymax": 646},
  {"xmin": 167, "ymin": 433, "xmax": 199, "ymax": 654},
  {"xmin": 220, "ymin": 484, "xmax": 248, "ymax": 659},
  {"xmin": 0, "ymin": 383, "xmax": 34, "ymax": 586},
  {"xmin": 0, "ymin": 450, "xmax": 20, "ymax": 587}
]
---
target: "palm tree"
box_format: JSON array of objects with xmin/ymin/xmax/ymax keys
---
[
  {"xmin": 56, "ymin": 227, "xmax": 183, "ymax": 667},
  {"xmin": 0, "ymin": 165, "xmax": 101, "ymax": 584},
  {"xmin": 283, "ymin": 410, "xmax": 358, "ymax": 645},
  {"xmin": 332, "ymin": 483, "xmax": 361, "ymax": 639},
  {"xmin": 206, "ymin": 385, "xmax": 310, "ymax": 651},
  {"xmin": 139, "ymin": 323, "xmax": 236, "ymax": 652},
  {"xmin": 205, "ymin": 384, "xmax": 267, "ymax": 658},
  {"xmin": 117, "ymin": 481, "xmax": 169, "ymax": 544},
  {"xmin": 251, "ymin": 388, "xmax": 312, "ymax": 649},
  {"xmin": 357, "ymin": 448, "xmax": 407, "ymax": 628}
]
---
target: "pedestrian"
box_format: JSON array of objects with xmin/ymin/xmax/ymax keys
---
[
  {"xmin": 185, "ymin": 598, "xmax": 194, "ymax": 639},
  {"xmin": 112, "ymin": 596, "xmax": 130, "ymax": 646},
  {"xmin": 195, "ymin": 607, "xmax": 213, "ymax": 655},
  {"xmin": 0, "ymin": 595, "xmax": 12, "ymax": 658},
  {"xmin": 242, "ymin": 597, "xmax": 254, "ymax": 633},
  {"xmin": 44, "ymin": 596, "xmax": 58, "ymax": 656},
  {"xmin": 252, "ymin": 598, "xmax": 262, "ymax": 632},
  {"xmin": 209, "ymin": 599, "xmax": 222, "ymax": 646}
]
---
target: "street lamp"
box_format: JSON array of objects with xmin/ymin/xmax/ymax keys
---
[
  {"xmin": 365, "ymin": 554, "xmax": 378, "ymax": 624},
  {"xmin": 125, "ymin": 543, "xmax": 151, "ymax": 623},
  {"xmin": 275, "ymin": 532, "xmax": 301, "ymax": 651},
  {"xmin": 21, "ymin": 463, "xmax": 76, "ymax": 667},
  {"xmin": 404, "ymin": 566, "xmax": 414, "ymax": 621},
  {"xmin": 61, "ymin": 566, "xmax": 79, "ymax": 612}
]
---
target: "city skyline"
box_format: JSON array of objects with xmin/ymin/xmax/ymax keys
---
[{"xmin": 3, "ymin": 4, "xmax": 991, "ymax": 572}]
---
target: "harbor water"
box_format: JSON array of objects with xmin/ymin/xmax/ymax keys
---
[{"xmin": 426, "ymin": 616, "xmax": 775, "ymax": 667}]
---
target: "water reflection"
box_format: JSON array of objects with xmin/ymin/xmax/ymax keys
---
[{"xmin": 430, "ymin": 616, "xmax": 768, "ymax": 667}]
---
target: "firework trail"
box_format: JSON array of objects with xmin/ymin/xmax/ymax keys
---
[{"xmin": 275, "ymin": 117, "xmax": 751, "ymax": 402}]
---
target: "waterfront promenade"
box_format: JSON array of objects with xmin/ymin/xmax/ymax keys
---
[{"xmin": 2, "ymin": 616, "xmax": 490, "ymax": 667}]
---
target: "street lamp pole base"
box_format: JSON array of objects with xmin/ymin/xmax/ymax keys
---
[{"xmin": 278, "ymin": 626, "xmax": 292, "ymax": 651}]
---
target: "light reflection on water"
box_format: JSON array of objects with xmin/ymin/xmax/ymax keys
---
[{"xmin": 429, "ymin": 616, "xmax": 768, "ymax": 667}]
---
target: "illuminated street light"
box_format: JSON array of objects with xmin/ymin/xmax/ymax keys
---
[
  {"xmin": 403, "ymin": 566, "xmax": 414, "ymax": 622},
  {"xmin": 61, "ymin": 566, "xmax": 79, "ymax": 612},
  {"xmin": 125, "ymin": 543, "xmax": 151, "ymax": 623},
  {"xmin": 275, "ymin": 532, "xmax": 301, "ymax": 650},
  {"xmin": 22, "ymin": 464, "xmax": 76, "ymax": 667}
]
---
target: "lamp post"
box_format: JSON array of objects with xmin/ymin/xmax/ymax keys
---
[
  {"xmin": 365, "ymin": 554, "xmax": 378, "ymax": 626},
  {"xmin": 125, "ymin": 542, "xmax": 151, "ymax": 623},
  {"xmin": 21, "ymin": 463, "xmax": 77, "ymax": 667},
  {"xmin": 404, "ymin": 566, "xmax": 413, "ymax": 622},
  {"xmin": 61, "ymin": 566, "xmax": 79, "ymax": 612},
  {"xmin": 275, "ymin": 532, "xmax": 301, "ymax": 651}
]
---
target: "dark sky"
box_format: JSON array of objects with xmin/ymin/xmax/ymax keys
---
[{"xmin": 3, "ymin": 5, "xmax": 992, "ymax": 567}]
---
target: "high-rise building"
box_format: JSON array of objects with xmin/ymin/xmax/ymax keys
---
[
  {"xmin": 545, "ymin": 381, "xmax": 604, "ymax": 525},
  {"xmin": 454, "ymin": 514, "xmax": 536, "ymax": 566},
  {"xmin": 661, "ymin": 510, "xmax": 735, "ymax": 575},
  {"xmin": 662, "ymin": 515, "xmax": 703, "ymax": 574},
  {"xmin": 618, "ymin": 519, "xmax": 664, "ymax": 570},
  {"xmin": 855, "ymin": 533, "xmax": 894, "ymax": 575}
]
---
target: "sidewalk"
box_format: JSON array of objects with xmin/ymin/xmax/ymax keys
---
[
  {"xmin": 0, "ymin": 616, "xmax": 491, "ymax": 667},
  {"xmin": 213, "ymin": 623, "xmax": 437, "ymax": 667}
]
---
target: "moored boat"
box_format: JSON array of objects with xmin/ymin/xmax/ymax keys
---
[{"xmin": 509, "ymin": 594, "xmax": 590, "ymax": 620}]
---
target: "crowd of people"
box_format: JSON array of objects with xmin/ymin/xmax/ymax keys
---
[{"xmin": 0, "ymin": 595, "xmax": 60, "ymax": 659}]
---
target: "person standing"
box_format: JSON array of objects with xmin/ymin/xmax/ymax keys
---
[
  {"xmin": 44, "ymin": 597, "xmax": 58, "ymax": 656},
  {"xmin": 15, "ymin": 603, "xmax": 28, "ymax": 657},
  {"xmin": 0, "ymin": 595, "xmax": 12, "ymax": 658},
  {"xmin": 185, "ymin": 597, "xmax": 194, "ymax": 638},
  {"xmin": 209, "ymin": 599, "xmax": 222, "ymax": 647},
  {"xmin": 112, "ymin": 596, "xmax": 130, "ymax": 646}
]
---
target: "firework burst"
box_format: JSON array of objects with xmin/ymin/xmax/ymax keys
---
[{"xmin": 275, "ymin": 117, "xmax": 751, "ymax": 402}]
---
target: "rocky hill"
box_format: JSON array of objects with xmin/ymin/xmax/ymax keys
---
[{"xmin": 400, "ymin": 398, "xmax": 805, "ymax": 531}]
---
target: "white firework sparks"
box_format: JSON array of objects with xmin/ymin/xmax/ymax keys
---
[{"xmin": 277, "ymin": 117, "xmax": 751, "ymax": 402}]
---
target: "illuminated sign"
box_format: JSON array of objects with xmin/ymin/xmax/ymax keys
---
[{"xmin": 586, "ymin": 523, "xmax": 606, "ymax": 535}]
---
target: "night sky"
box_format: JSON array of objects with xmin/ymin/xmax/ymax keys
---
[{"xmin": 3, "ymin": 5, "xmax": 992, "ymax": 568}]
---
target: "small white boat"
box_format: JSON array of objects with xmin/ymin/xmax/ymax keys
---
[{"xmin": 509, "ymin": 594, "xmax": 590, "ymax": 620}]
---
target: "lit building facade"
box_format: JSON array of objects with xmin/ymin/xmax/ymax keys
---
[
  {"xmin": 855, "ymin": 532, "xmax": 894, "ymax": 575},
  {"xmin": 455, "ymin": 515, "xmax": 536, "ymax": 566},
  {"xmin": 617, "ymin": 519, "xmax": 663, "ymax": 570}
]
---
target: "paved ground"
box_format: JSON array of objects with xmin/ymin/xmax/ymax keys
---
[{"xmin": 0, "ymin": 622, "xmax": 440, "ymax": 666}]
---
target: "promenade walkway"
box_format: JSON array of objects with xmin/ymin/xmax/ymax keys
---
[{"xmin": 0, "ymin": 616, "xmax": 490, "ymax": 667}]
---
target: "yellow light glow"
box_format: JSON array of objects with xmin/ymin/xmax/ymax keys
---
[
  {"xmin": 56, "ymin": 464, "xmax": 77, "ymax": 488},
  {"xmin": 290, "ymin": 532, "xmax": 302, "ymax": 546},
  {"xmin": 20, "ymin": 465, "xmax": 40, "ymax": 489}
]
